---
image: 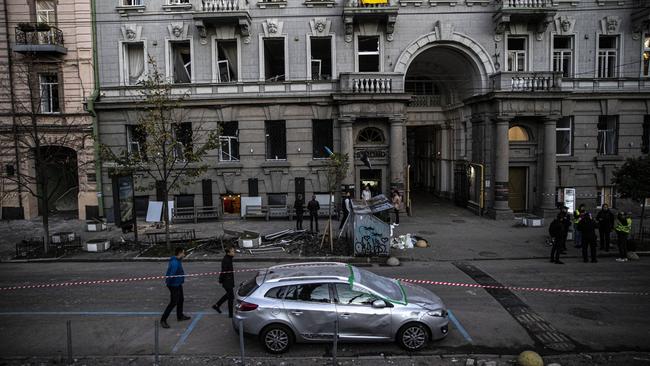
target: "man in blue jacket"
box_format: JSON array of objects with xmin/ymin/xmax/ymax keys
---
[{"xmin": 161, "ymin": 247, "xmax": 191, "ymax": 328}]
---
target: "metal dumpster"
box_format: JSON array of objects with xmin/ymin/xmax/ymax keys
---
[{"xmin": 343, "ymin": 194, "xmax": 393, "ymax": 257}]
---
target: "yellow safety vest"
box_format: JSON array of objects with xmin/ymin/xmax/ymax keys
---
[
  {"xmin": 615, "ymin": 217, "xmax": 632, "ymax": 234},
  {"xmin": 573, "ymin": 210, "xmax": 582, "ymax": 224}
]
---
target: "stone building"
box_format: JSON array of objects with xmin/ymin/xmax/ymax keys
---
[
  {"xmin": 94, "ymin": 0, "xmax": 650, "ymax": 222},
  {"xmin": 0, "ymin": 0, "xmax": 98, "ymax": 220}
]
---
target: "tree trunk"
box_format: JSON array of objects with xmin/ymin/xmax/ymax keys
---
[
  {"xmin": 163, "ymin": 190, "xmax": 170, "ymax": 250},
  {"xmin": 41, "ymin": 187, "xmax": 50, "ymax": 253}
]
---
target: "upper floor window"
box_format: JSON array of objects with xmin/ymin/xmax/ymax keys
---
[
  {"xmin": 310, "ymin": 37, "xmax": 332, "ymax": 80},
  {"xmin": 506, "ymin": 37, "xmax": 527, "ymax": 72},
  {"xmin": 597, "ymin": 115, "xmax": 618, "ymax": 155},
  {"xmin": 215, "ymin": 39, "xmax": 238, "ymax": 83},
  {"xmin": 265, "ymin": 120, "xmax": 287, "ymax": 160},
  {"xmin": 358, "ymin": 36, "xmax": 380, "ymax": 72},
  {"xmin": 122, "ymin": 42, "xmax": 145, "ymax": 85},
  {"xmin": 36, "ymin": 0, "xmax": 56, "ymax": 24},
  {"xmin": 39, "ymin": 73, "xmax": 59, "ymax": 114},
  {"xmin": 121, "ymin": 0, "xmax": 144, "ymax": 6},
  {"xmin": 170, "ymin": 41, "xmax": 192, "ymax": 84},
  {"xmin": 126, "ymin": 124, "xmax": 147, "ymax": 159},
  {"xmin": 357, "ymin": 127, "xmax": 384, "ymax": 144},
  {"xmin": 508, "ymin": 126, "xmax": 529, "ymax": 142},
  {"xmin": 168, "ymin": 0, "xmax": 190, "ymax": 4},
  {"xmin": 553, "ymin": 36, "xmax": 573, "ymax": 78},
  {"xmin": 312, "ymin": 119, "xmax": 333, "ymax": 158},
  {"xmin": 219, "ymin": 121, "xmax": 239, "ymax": 161},
  {"xmin": 263, "ymin": 38, "xmax": 285, "ymax": 82},
  {"xmin": 556, "ymin": 116, "xmax": 573, "ymax": 156},
  {"xmin": 173, "ymin": 122, "xmax": 193, "ymax": 160},
  {"xmin": 643, "ymin": 34, "xmax": 650, "ymax": 77},
  {"xmin": 597, "ymin": 35, "xmax": 618, "ymax": 78}
]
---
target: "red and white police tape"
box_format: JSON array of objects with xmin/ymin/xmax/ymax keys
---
[{"xmin": 0, "ymin": 266, "xmax": 648, "ymax": 296}]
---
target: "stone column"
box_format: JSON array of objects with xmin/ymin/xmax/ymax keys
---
[
  {"xmin": 389, "ymin": 116, "xmax": 406, "ymax": 190},
  {"xmin": 339, "ymin": 117, "xmax": 355, "ymax": 189},
  {"xmin": 490, "ymin": 117, "xmax": 512, "ymax": 218},
  {"xmin": 540, "ymin": 116, "xmax": 558, "ymax": 216}
]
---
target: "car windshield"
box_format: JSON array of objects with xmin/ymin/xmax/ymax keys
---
[{"xmin": 350, "ymin": 266, "xmax": 404, "ymax": 303}]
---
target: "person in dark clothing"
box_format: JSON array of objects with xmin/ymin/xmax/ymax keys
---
[
  {"xmin": 307, "ymin": 195, "xmax": 320, "ymax": 233},
  {"xmin": 293, "ymin": 194, "xmax": 304, "ymax": 230},
  {"xmin": 161, "ymin": 247, "xmax": 191, "ymax": 328},
  {"xmin": 213, "ymin": 246, "xmax": 236, "ymax": 318},
  {"xmin": 614, "ymin": 212, "xmax": 632, "ymax": 262},
  {"xmin": 559, "ymin": 206, "xmax": 571, "ymax": 253},
  {"xmin": 339, "ymin": 191, "xmax": 351, "ymax": 230},
  {"xmin": 573, "ymin": 204, "xmax": 586, "ymax": 248},
  {"xmin": 596, "ymin": 204, "xmax": 615, "ymax": 251},
  {"xmin": 577, "ymin": 212, "xmax": 598, "ymax": 263},
  {"xmin": 548, "ymin": 213, "xmax": 565, "ymax": 264}
]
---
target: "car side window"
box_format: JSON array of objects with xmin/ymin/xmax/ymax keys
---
[
  {"xmin": 335, "ymin": 283, "xmax": 377, "ymax": 306},
  {"xmin": 265, "ymin": 286, "xmax": 288, "ymax": 299},
  {"xmin": 284, "ymin": 283, "xmax": 331, "ymax": 303}
]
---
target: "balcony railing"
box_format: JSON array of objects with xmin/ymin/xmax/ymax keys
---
[
  {"xmin": 491, "ymin": 71, "xmax": 562, "ymax": 92},
  {"xmin": 500, "ymin": 0, "xmax": 553, "ymax": 8},
  {"xmin": 339, "ymin": 72, "xmax": 404, "ymax": 94},
  {"xmin": 14, "ymin": 24, "xmax": 66, "ymax": 55},
  {"xmin": 346, "ymin": 0, "xmax": 394, "ymax": 7},
  {"xmin": 201, "ymin": 0, "xmax": 245, "ymax": 10},
  {"xmin": 410, "ymin": 95, "xmax": 442, "ymax": 107}
]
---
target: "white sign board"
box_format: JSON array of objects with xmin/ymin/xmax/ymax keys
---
[
  {"xmin": 240, "ymin": 196, "xmax": 262, "ymax": 217},
  {"xmin": 563, "ymin": 188, "xmax": 576, "ymax": 213},
  {"xmin": 145, "ymin": 201, "xmax": 174, "ymax": 223}
]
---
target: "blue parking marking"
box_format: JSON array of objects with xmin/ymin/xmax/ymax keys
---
[
  {"xmin": 172, "ymin": 312, "xmax": 204, "ymax": 353},
  {"xmin": 447, "ymin": 309, "xmax": 473, "ymax": 344}
]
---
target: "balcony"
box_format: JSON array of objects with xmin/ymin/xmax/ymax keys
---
[
  {"xmin": 14, "ymin": 24, "xmax": 67, "ymax": 55},
  {"xmin": 491, "ymin": 72, "xmax": 562, "ymax": 92},
  {"xmin": 339, "ymin": 72, "xmax": 404, "ymax": 94},
  {"xmin": 343, "ymin": 0, "xmax": 398, "ymax": 42},
  {"xmin": 410, "ymin": 95, "xmax": 442, "ymax": 107},
  {"xmin": 493, "ymin": 0, "xmax": 557, "ymax": 38},
  {"xmin": 193, "ymin": 0, "xmax": 251, "ymax": 41}
]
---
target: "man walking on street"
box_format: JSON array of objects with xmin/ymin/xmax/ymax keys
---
[
  {"xmin": 573, "ymin": 204, "xmax": 586, "ymax": 248},
  {"xmin": 615, "ymin": 212, "xmax": 632, "ymax": 262},
  {"xmin": 578, "ymin": 212, "xmax": 598, "ymax": 263},
  {"xmin": 596, "ymin": 204, "xmax": 615, "ymax": 251},
  {"xmin": 307, "ymin": 195, "xmax": 320, "ymax": 233},
  {"xmin": 161, "ymin": 247, "xmax": 191, "ymax": 328},
  {"xmin": 294, "ymin": 194, "xmax": 304, "ymax": 230},
  {"xmin": 213, "ymin": 246, "xmax": 236, "ymax": 318},
  {"xmin": 339, "ymin": 191, "xmax": 352, "ymax": 230}
]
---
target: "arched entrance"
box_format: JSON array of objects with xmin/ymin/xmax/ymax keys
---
[{"xmin": 37, "ymin": 146, "xmax": 79, "ymax": 217}]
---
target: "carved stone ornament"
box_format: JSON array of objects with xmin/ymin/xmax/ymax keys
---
[
  {"xmin": 344, "ymin": 16, "xmax": 354, "ymax": 43},
  {"xmin": 309, "ymin": 17, "xmax": 331, "ymax": 37},
  {"xmin": 432, "ymin": 20, "xmax": 455, "ymax": 41},
  {"xmin": 121, "ymin": 24, "xmax": 142, "ymax": 42},
  {"xmin": 554, "ymin": 16, "xmax": 576, "ymax": 35},
  {"xmin": 262, "ymin": 19, "xmax": 284, "ymax": 37},
  {"xmin": 195, "ymin": 21, "xmax": 208, "ymax": 45},
  {"xmin": 600, "ymin": 16, "xmax": 621, "ymax": 35},
  {"xmin": 168, "ymin": 22, "xmax": 190, "ymax": 39}
]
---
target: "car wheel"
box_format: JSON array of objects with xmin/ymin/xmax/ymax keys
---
[
  {"xmin": 260, "ymin": 324, "xmax": 293, "ymax": 354},
  {"xmin": 397, "ymin": 323, "xmax": 429, "ymax": 351}
]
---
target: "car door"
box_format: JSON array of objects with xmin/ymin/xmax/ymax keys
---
[
  {"xmin": 333, "ymin": 282, "xmax": 392, "ymax": 340},
  {"xmin": 282, "ymin": 282, "xmax": 337, "ymax": 341}
]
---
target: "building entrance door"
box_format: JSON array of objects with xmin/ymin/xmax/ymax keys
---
[
  {"xmin": 508, "ymin": 167, "xmax": 527, "ymax": 212},
  {"xmin": 360, "ymin": 169, "xmax": 382, "ymax": 197}
]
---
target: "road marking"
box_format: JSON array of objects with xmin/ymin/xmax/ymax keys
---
[
  {"xmin": 0, "ymin": 311, "xmax": 216, "ymax": 316},
  {"xmin": 447, "ymin": 309, "xmax": 473, "ymax": 344},
  {"xmin": 172, "ymin": 312, "xmax": 204, "ymax": 353}
]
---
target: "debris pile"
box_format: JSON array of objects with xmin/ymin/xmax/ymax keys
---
[{"xmin": 391, "ymin": 234, "xmax": 429, "ymax": 250}]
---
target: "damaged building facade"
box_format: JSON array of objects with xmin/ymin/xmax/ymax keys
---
[{"xmin": 95, "ymin": 0, "xmax": 650, "ymax": 221}]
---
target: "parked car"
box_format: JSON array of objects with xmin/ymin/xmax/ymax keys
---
[{"xmin": 232, "ymin": 262, "xmax": 448, "ymax": 353}]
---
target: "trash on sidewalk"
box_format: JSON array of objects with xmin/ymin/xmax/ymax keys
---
[
  {"xmin": 83, "ymin": 239, "xmax": 111, "ymax": 252},
  {"xmin": 238, "ymin": 231, "xmax": 261, "ymax": 248}
]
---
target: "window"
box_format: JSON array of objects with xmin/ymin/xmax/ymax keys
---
[
  {"xmin": 39, "ymin": 73, "xmax": 59, "ymax": 113},
  {"xmin": 643, "ymin": 34, "xmax": 650, "ymax": 77},
  {"xmin": 122, "ymin": 0, "xmax": 143, "ymax": 5},
  {"xmin": 170, "ymin": 41, "xmax": 191, "ymax": 83},
  {"xmin": 265, "ymin": 120, "xmax": 286, "ymax": 160},
  {"xmin": 597, "ymin": 115, "xmax": 618, "ymax": 155},
  {"xmin": 126, "ymin": 124, "xmax": 147, "ymax": 158},
  {"xmin": 643, "ymin": 115, "xmax": 650, "ymax": 154},
  {"xmin": 334, "ymin": 283, "xmax": 377, "ymax": 306},
  {"xmin": 173, "ymin": 122, "xmax": 193, "ymax": 159},
  {"xmin": 598, "ymin": 36, "xmax": 618, "ymax": 78},
  {"xmin": 310, "ymin": 37, "xmax": 332, "ymax": 80},
  {"xmin": 358, "ymin": 36, "xmax": 380, "ymax": 72},
  {"xmin": 357, "ymin": 127, "xmax": 384, "ymax": 144},
  {"xmin": 596, "ymin": 187, "xmax": 615, "ymax": 208},
  {"xmin": 267, "ymin": 193, "xmax": 287, "ymax": 206},
  {"xmin": 284, "ymin": 283, "xmax": 331, "ymax": 303},
  {"xmin": 123, "ymin": 42, "xmax": 145, "ymax": 85},
  {"xmin": 36, "ymin": 0, "xmax": 56, "ymax": 24},
  {"xmin": 507, "ymin": 37, "xmax": 527, "ymax": 72},
  {"xmin": 175, "ymin": 194, "xmax": 194, "ymax": 208},
  {"xmin": 263, "ymin": 38, "xmax": 285, "ymax": 82},
  {"xmin": 556, "ymin": 117, "xmax": 573, "ymax": 156},
  {"xmin": 508, "ymin": 126, "xmax": 529, "ymax": 142},
  {"xmin": 265, "ymin": 286, "xmax": 289, "ymax": 299},
  {"xmin": 312, "ymin": 119, "xmax": 333, "ymax": 158},
  {"xmin": 168, "ymin": 0, "xmax": 190, "ymax": 3},
  {"xmin": 216, "ymin": 39, "xmax": 237, "ymax": 83},
  {"xmin": 218, "ymin": 121, "xmax": 239, "ymax": 161},
  {"xmin": 553, "ymin": 36, "xmax": 573, "ymax": 78},
  {"xmin": 134, "ymin": 195, "xmax": 149, "ymax": 217}
]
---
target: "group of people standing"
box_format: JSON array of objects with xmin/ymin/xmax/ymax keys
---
[{"xmin": 548, "ymin": 204, "xmax": 633, "ymax": 264}]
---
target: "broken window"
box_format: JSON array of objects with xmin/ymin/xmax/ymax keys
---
[
  {"xmin": 358, "ymin": 36, "xmax": 379, "ymax": 72},
  {"xmin": 556, "ymin": 117, "xmax": 572, "ymax": 156},
  {"xmin": 310, "ymin": 37, "xmax": 332, "ymax": 80},
  {"xmin": 171, "ymin": 41, "xmax": 191, "ymax": 83},
  {"xmin": 173, "ymin": 122, "xmax": 193, "ymax": 160},
  {"xmin": 123, "ymin": 42, "xmax": 145, "ymax": 85},
  {"xmin": 126, "ymin": 124, "xmax": 147, "ymax": 159},
  {"xmin": 312, "ymin": 119, "xmax": 333, "ymax": 158},
  {"xmin": 507, "ymin": 37, "xmax": 527, "ymax": 72},
  {"xmin": 265, "ymin": 120, "xmax": 287, "ymax": 160},
  {"xmin": 39, "ymin": 73, "xmax": 59, "ymax": 113},
  {"xmin": 216, "ymin": 39, "xmax": 237, "ymax": 83},
  {"xmin": 264, "ymin": 38, "xmax": 285, "ymax": 82},
  {"xmin": 598, "ymin": 36, "xmax": 618, "ymax": 78},
  {"xmin": 597, "ymin": 115, "xmax": 618, "ymax": 155},
  {"xmin": 219, "ymin": 121, "xmax": 239, "ymax": 161}
]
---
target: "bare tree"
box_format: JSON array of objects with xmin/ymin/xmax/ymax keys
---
[{"xmin": 101, "ymin": 59, "xmax": 220, "ymax": 249}]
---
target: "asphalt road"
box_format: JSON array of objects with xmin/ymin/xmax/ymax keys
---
[{"xmin": 0, "ymin": 259, "xmax": 649, "ymax": 359}]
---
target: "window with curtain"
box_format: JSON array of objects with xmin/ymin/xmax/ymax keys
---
[
  {"xmin": 597, "ymin": 115, "xmax": 618, "ymax": 155},
  {"xmin": 507, "ymin": 37, "xmax": 527, "ymax": 72},
  {"xmin": 598, "ymin": 36, "xmax": 618, "ymax": 78},
  {"xmin": 39, "ymin": 73, "xmax": 59, "ymax": 113},
  {"xmin": 553, "ymin": 36, "xmax": 573, "ymax": 78},
  {"xmin": 265, "ymin": 120, "xmax": 287, "ymax": 160},
  {"xmin": 216, "ymin": 40, "xmax": 238, "ymax": 83},
  {"xmin": 124, "ymin": 42, "xmax": 145, "ymax": 85},
  {"xmin": 171, "ymin": 41, "xmax": 191, "ymax": 83},
  {"xmin": 36, "ymin": 0, "xmax": 56, "ymax": 24},
  {"xmin": 556, "ymin": 117, "xmax": 573, "ymax": 156}
]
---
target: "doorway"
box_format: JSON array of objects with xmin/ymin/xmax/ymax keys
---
[
  {"xmin": 360, "ymin": 169, "xmax": 382, "ymax": 197},
  {"xmin": 221, "ymin": 194, "xmax": 241, "ymax": 216},
  {"xmin": 508, "ymin": 167, "xmax": 527, "ymax": 212}
]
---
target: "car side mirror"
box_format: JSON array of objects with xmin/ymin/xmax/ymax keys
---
[{"xmin": 371, "ymin": 299, "xmax": 387, "ymax": 308}]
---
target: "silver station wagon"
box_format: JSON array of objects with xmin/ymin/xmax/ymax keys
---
[{"xmin": 232, "ymin": 262, "xmax": 449, "ymax": 353}]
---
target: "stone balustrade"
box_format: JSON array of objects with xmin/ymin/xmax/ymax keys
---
[{"xmin": 491, "ymin": 71, "xmax": 562, "ymax": 92}]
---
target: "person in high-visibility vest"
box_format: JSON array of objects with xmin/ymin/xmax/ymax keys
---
[
  {"xmin": 573, "ymin": 204, "xmax": 586, "ymax": 249},
  {"xmin": 614, "ymin": 211, "xmax": 632, "ymax": 262}
]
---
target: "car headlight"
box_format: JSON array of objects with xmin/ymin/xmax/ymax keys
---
[{"xmin": 426, "ymin": 309, "xmax": 447, "ymax": 317}]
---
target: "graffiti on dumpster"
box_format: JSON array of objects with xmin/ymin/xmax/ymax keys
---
[{"xmin": 355, "ymin": 225, "xmax": 389, "ymax": 256}]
